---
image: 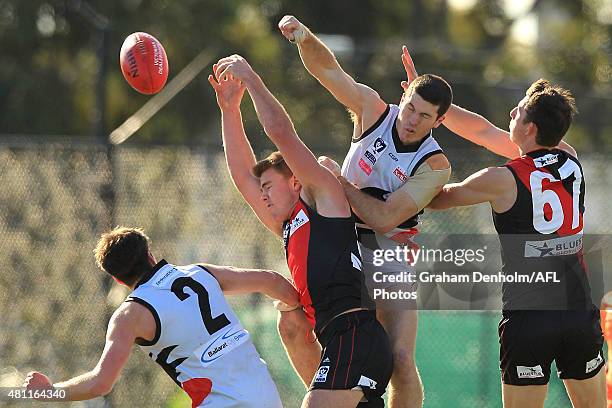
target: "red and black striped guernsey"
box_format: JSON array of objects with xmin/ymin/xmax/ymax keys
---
[{"xmin": 282, "ymin": 198, "xmax": 375, "ymax": 334}]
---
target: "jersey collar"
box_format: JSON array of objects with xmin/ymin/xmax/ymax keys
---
[
  {"xmin": 392, "ymin": 123, "xmax": 433, "ymax": 153},
  {"xmin": 135, "ymin": 259, "xmax": 168, "ymax": 289}
]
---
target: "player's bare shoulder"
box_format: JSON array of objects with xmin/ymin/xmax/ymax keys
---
[
  {"xmin": 117, "ymin": 299, "xmax": 157, "ymax": 343},
  {"xmin": 482, "ymin": 166, "xmax": 516, "ymax": 213}
]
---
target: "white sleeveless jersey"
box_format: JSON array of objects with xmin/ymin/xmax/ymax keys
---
[
  {"xmin": 342, "ymin": 104, "xmax": 443, "ymax": 234},
  {"xmin": 128, "ymin": 260, "xmax": 282, "ymax": 408}
]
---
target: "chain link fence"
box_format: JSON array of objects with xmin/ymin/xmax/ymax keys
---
[{"xmin": 0, "ymin": 140, "xmax": 609, "ymax": 407}]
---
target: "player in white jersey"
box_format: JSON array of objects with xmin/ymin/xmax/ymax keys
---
[
  {"xmin": 277, "ymin": 15, "xmax": 453, "ymax": 408},
  {"xmin": 23, "ymin": 227, "xmax": 298, "ymax": 407}
]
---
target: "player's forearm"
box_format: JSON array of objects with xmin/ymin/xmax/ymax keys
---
[
  {"xmin": 444, "ymin": 104, "xmax": 495, "ymax": 141},
  {"xmin": 339, "ymin": 177, "xmax": 395, "ymax": 233},
  {"xmin": 244, "ymin": 74, "xmax": 296, "ymax": 149},
  {"xmin": 53, "ymin": 370, "xmax": 111, "ymax": 401},
  {"xmin": 221, "ymin": 107, "xmax": 257, "ymax": 183},
  {"xmin": 258, "ymin": 271, "xmax": 300, "ymax": 307},
  {"xmin": 296, "ymin": 26, "xmax": 340, "ymax": 78},
  {"xmin": 445, "ymin": 105, "xmax": 519, "ymax": 158}
]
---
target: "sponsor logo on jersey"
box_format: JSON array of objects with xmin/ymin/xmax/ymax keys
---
[
  {"xmin": 288, "ymin": 209, "xmax": 309, "ymax": 238},
  {"xmin": 359, "ymin": 159, "xmax": 372, "ymax": 175},
  {"xmin": 364, "ymin": 150, "xmax": 377, "ymax": 165},
  {"xmin": 357, "ymin": 375, "xmax": 377, "ymax": 389},
  {"xmin": 322, "ymin": 357, "xmax": 331, "ymax": 363},
  {"xmin": 388, "ymin": 152, "xmax": 399, "ymax": 162},
  {"xmin": 314, "ymin": 366, "xmax": 330, "ymax": 383},
  {"xmin": 153, "ymin": 267, "xmax": 179, "ymax": 287},
  {"xmin": 393, "ymin": 167, "xmax": 407, "ymax": 182},
  {"xmin": 586, "ymin": 352, "xmax": 603, "ymax": 374},
  {"xmin": 196, "ymin": 326, "xmax": 249, "ymax": 366},
  {"xmin": 534, "ymin": 153, "xmax": 559, "ymax": 168},
  {"xmin": 516, "ymin": 365, "xmax": 544, "ymax": 379},
  {"xmin": 524, "ymin": 233, "xmax": 583, "ymax": 257}
]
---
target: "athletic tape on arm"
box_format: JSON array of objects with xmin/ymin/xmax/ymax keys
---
[{"xmin": 400, "ymin": 163, "xmax": 451, "ymax": 211}]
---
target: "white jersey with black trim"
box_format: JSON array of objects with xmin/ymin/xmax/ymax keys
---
[
  {"xmin": 341, "ymin": 103, "xmax": 443, "ymax": 236},
  {"xmin": 128, "ymin": 260, "xmax": 282, "ymax": 408}
]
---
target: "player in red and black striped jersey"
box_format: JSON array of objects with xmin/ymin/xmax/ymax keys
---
[
  {"xmin": 210, "ymin": 55, "xmax": 392, "ymax": 408},
  {"xmin": 428, "ymin": 77, "xmax": 605, "ymax": 407}
]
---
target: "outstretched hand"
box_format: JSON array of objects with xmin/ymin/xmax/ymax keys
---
[
  {"xmin": 208, "ymin": 62, "xmax": 246, "ymax": 111},
  {"xmin": 400, "ymin": 45, "xmax": 418, "ymax": 92},
  {"xmin": 214, "ymin": 55, "xmax": 256, "ymax": 84}
]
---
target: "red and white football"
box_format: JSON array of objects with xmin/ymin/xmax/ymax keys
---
[{"xmin": 119, "ymin": 32, "xmax": 169, "ymax": 95}]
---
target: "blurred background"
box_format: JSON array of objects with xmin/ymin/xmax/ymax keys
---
[{"xmin": 0, "ymin": 0, "xmax": 610, "ymax": 407}]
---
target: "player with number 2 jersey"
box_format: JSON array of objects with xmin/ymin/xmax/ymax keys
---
[{"xmin": 23, "ymin": 227, "xmax": 298, "ymax": 407}]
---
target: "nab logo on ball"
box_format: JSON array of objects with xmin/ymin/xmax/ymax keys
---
[{"xmin": 120, "ymin": 32, "xmax": 169, "ymax": 95}]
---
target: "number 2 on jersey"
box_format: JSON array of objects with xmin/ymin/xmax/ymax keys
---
[
  {"xmin": 171, "ymin": 277, "xmax": 231, "ymax": 335},
  {"xmin": 529, "ymin": 159, "xmax": 582, "ymax": 234}
]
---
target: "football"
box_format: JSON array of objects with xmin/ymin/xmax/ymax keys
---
[{"xmin": 119, "ymin": 32, "xmax": 169, "ymax": 94}]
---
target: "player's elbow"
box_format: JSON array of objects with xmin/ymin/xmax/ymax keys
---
[
  {"xmin": 263, "ymin": 120, "xmax": 294, "ymax": 141},
  {"xmin": 91, "ymin": 379, "xmax": 114, "ymax": 397},
  {"xmin": 371, "ymin": 218, "xmax": 399, "ymax": 235}
]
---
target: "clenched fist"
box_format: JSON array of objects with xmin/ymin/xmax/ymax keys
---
[
  {"xmin": 278, "ymin": 15, "xmax": 308, "ymax": 44},
  {"xmin": 318, "ymin": 156, "xmax": 342, "ymax": 177}
]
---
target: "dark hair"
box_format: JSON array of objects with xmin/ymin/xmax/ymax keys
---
[
  {"xmin": 94, "ymin": 227, "xmax": 152, "ymax": 286},
  {"xmin": 407, "ymin": 74, "xmax": 453, "ymax": 117},
  {"xmin": 523, "ymin": 79, "xmax": 577, "ymax": 147},
  {"xmin": 252, "ymin": 151, "xmax": 293, "ymax": 178}
]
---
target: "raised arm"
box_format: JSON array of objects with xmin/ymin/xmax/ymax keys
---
[
  {"xmin": 443, "ymin": 104, "xmax": 521, "ymax": 159},
  {"xmin": 209, "ymin": 68, "xmax": 282, "ymax": 236},
  {"xmin": 399, "ymin": 46, "xmax": 576, "ymax": 159},
  {"xmin": 278, "ymin": 15, "xmax": 387, "ymax": 128},
  {"xmin": 444, "ymin": 104, "xmax": 576, "ymax": 159},
  {"xmin": 24, "ymin": 302, "xmax": 145, "ymax": 401},
  {"xmin": 201, "ymin": 264, "xmax": 299, "ymax": 308},
  {"xmin": 215, "ymin": 55, "xmax": 349, "ymax": 216}
]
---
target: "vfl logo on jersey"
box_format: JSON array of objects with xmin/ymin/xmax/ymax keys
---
[
  {"xmin": 534, "ymin": 153, "xmax": 559, "ymax": 168},
  {"xmin": 516, "ymin": 365, "xmax": 544, "ymax": 379},
  {"xmin": 524, "ymin": 233, "xmax": 583, "ymax": 257},
  {"xmin": 393, "ymin": 166, "xmax": 407, "ymax": 182},
  {"xmin": 359, "ymin": 158, "xmax": 373, "ymax": 175},
  {"xmin": 195, "ymin": 325, "xmax": 249, "ymax": 366},
  {"xmin": 373, "ymin": 138, "xmax": 387, "ymax": 153},
  {"xmin": 361, "ymin": 137, "xmax": 389, "ymax": 168},
  {"xmin": 314, "ymin": 366, "xmax": 330, "ymax": 383}
]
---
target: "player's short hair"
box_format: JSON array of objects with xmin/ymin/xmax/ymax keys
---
[
  {"xmin": 252, "ymin": 151, "xmax": 293, "ymax": 178},
  {"xmin": 406, "ymin": 74, "xmax": 453, "ymax": 117},
  {"xmin": 94, "ymin": 227, "xmax": 152, "ymax": 286},
  {"xmin": 523, "ymin": 79, "xmax": 577, "ymax": 147}
]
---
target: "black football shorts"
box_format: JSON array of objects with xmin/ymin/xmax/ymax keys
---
[
  {"xmin": 310, "ymin": 310, "xmax": 393, "ymax": 407},
  {"xmin": 499, "ymin": 308, "xmax": 604, "ymax": 385}
]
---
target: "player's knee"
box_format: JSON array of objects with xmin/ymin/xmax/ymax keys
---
[
  {"xmin": 277, "ymin": 310, "xmax": 304, "ymax": 342},
  {"xmin": 391, "ymin": 348, "xmax": 419, "ymax": 382}
]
